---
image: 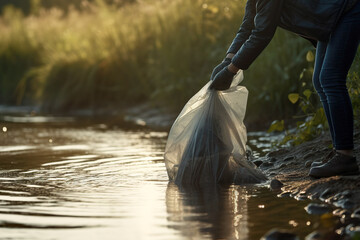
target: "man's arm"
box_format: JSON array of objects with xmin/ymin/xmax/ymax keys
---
[
  {"xmin": 226, "ymin": 0, "xmax": 257, "ymax": 56},
  {"xmin": 231, "ymin": 0, "xmax": 284, "ymax": 70}
]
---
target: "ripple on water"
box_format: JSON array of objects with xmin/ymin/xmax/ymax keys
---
[
  {"xmin": 0, "ymin": 146, "xmax": 36, "ymax": 152},
  {"xmin": 0, "ymin": 123, "xmax": 330, "ymax": 239}
]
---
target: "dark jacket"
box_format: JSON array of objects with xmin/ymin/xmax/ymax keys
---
[{"xmin": 228, "ymin": 0, "xmax": 357, "ymax": 70}]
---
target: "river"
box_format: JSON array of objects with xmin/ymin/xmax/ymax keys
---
[{"xmin": 0, "ymin": 117, "xmax": 331, "ymax": 240}]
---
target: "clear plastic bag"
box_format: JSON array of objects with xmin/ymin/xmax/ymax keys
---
[{"xmin": 164, "ymin": 71, "xmax": 267, "ymax": 186}]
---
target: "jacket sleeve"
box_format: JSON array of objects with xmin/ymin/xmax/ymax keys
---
[
  {"xmin": 226, "ymin": 0, "xmax": 256, "ymax": 54},
  {"xmin": 231, "ymin": 0, "xmax": 283, "ymax": 70}
]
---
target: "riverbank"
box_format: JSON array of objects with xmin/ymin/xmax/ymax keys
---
[
  {"xmin": 125, "ymin": 104, "xmax": 360, "ymax": 216},
  {"xmin": 258, "ymin": 129, "xmax": 360, "ymax": 208},
  {"xmin": 257, "ymin": 129, "xmax": 360, "ymax": 239}
]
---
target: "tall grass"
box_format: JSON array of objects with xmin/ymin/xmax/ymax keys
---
[
  {"xmin": 0, "ymin": 0, "xmax": 357, "ymax": 126},
  {"xmin": 0, "ymin": 0, "xmax": 246, "ymax": 112}
]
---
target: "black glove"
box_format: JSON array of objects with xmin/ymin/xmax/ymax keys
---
[
  {"xmin": 209, "ymin": 66, "xmax": 236, "ymax": 91},
  {"xmin": 210, "ymin": 58, "xmax": 231, "ymax": 81}
]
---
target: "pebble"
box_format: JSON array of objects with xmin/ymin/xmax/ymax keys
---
[
  {"xmin": 305, "ymin": 203, "xmax": 331, "ymax": 215},
  {"xmin": 304, "ymin": 152, "xmax": 316, "ymax": 160},
  {"xmin": 305, "ymin": 231, "xmax": 322, "ymax": 240},
  {"xmin": 260, "ymin": 229, "xmax": 299, "ymax": 240},
  {"xmin": 334, "ymin": 199, "xmax": 356, "ymax": 210},
  {"xmin": 269, "ymin": 157, "xmax": 277, "ymax": 163},
  {"xmin": 277, "ymin": 191, "xmax": 291, "ymax": 198},
  {"xmin": 330, "ymin": 190, "xmax": 353, "ymax": 203},
  {"xmin": 341, "ymin": 212, "xmax": 360, "ymax": 225},
  {"xmin": 340, "ymin": 190, "xmax": 352, "ymax": 198},
  {"xmin": 305, "ymin": 160, "xmax": 312, "ymax": 168},
  {"xmin": 333, "ymin": 209, "xmax": 350, "ymax": 218},
  {"xmin": 283, "ymin": 156, "xmax": 295, "ymax": 162},
  {"xmin": 278, "ymin": 163, "xmax": 287, "ymax": 168},
  {"xmin": 335, "ymin": 227, "xmax": 345, "ymax": 236},
  {"xmin": 319, "ymin": 188, "xmax": 333, "ymax": 201},
  {"xmin": 295, "ymin": 193, "xmax": 308, "ymax": 201},
  {"xmin": 351, "ymin": 207, "xmax": 360, "ymax": 219},
  {"xmin": 345, "ymin": 224, "xmax": 360, "ymax": 237},
  {"xmin": 270, "ymin": 179, "xmax": 283, "ymax": 190},
  {"xmin": 308, "ymin": 192, "xmax": 320, "ymax": 200}
]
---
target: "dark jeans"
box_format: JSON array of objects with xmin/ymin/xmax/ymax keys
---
[{"xmin": 313, "ymin": 1, "xmax": 360, "ymax": 150}]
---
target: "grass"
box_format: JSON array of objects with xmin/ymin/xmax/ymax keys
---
[{"xmin": 0, "ymin": 0, "xmax": 358, "ymax": 127}]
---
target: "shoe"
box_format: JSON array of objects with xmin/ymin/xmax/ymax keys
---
[
  {"xmin": 309, "ymin": 153, "xmax": 359, "ymax": 178},
  {"xmin": 310, "ymin": 149, "xmax": 336, "ymax": 168}
]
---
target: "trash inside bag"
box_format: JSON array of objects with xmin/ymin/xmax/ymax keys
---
[{"xmin": 164, "ymin": 71, "xmax": 267, "ymax": 186}]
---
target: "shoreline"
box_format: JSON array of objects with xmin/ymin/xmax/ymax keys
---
[
  {"xmin": 2, "ymin": 104, "xmax": 360, "ymax": 208},
  {"xmin": 259, "ymin": 129, "xmax": 360, "ymax": 211},
  {"xmin": 2, "ymin": 104, "xmax": 360, "ymax": 238}
]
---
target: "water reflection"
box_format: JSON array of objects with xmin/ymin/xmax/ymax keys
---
[
  {"xmin": 166, "ymin": 183, "xmax": 250, "ymax": 240},
  {"xmin": 166, "ymin": 182, "xmax": 320, "ymax": 240},
  {"xmin": 0, "ymin": 121, "xmax": 322, "ymax": 239}
]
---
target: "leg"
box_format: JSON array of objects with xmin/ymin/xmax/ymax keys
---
[
  {"xmin": 318, "ymin": 3, "xmax": 360, "ymax": 151},
  {"xmin": 309, "ymin": 2, "xmax": 360, "ymax": 178},
  {"xmin": 313, "ymin": 42, "xmax": 336, "ymax": 144}
]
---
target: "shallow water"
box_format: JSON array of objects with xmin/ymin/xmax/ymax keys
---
[{"xmin": 0, "ymin": 119, "xmax": 331, "ymax": 240}]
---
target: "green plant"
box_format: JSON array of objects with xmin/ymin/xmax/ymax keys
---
[
  {"xmin": 0, "ymin": 0, "xmax": 358, "ymax": 124},
  {"xmin": 269, "ymin": 49, "xmax": 360, "ymax": 146}
]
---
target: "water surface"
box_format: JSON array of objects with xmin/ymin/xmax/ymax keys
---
[{"xmin": 0, "ymin": 120, "xmax": 330, "ymax": 239}]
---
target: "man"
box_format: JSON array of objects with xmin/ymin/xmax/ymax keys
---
[{"xmin": 210, "ymin": 0, "xmax": 360, "ymax": 178}]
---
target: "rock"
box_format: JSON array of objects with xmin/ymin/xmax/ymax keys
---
[
  {"xmin": 254, "ymin": 160, "xmax": 263, "ymax": 167},
  {"xmin": 351, "ymin": 207, "xmax": 360, "ymax": 219},
  {"xmin": 260, "ymin": 229, "xmax": 299, "ymax": 240},
  {"xmin": 279, "ymin": 163, "xmax": 287, "ymax": 168},
  {"xmin": 305, "ymin": 231, "xmax": 322, "ymax": 240},
  {"xmin": 284, "ymin": 156, "xmax": 295, "ymax": 162},
  {"xmin": 305, "ymin": 203, "xmax": 331, "ymax": 215},
  {"xmin": 305, "ymin": 160, "xmax": 312, "ymax": 168},
  {"xmin": 319, "ymin": 188, "xmax": 333, "ymax": 201},
  {"xmin": 270, "ymin": 179, "xmax": 284, "ymax": 190},
  {"xmin": 295, "ymin": 193, "xmax": 308, "ymax": 201},
  {"xmin": 335, "ymin": 227, "xmax": 345, "ymax": 236},
  {"xmin": 345, "ymin": 224, "xmax": 360, "ymax": 237},
  {"xmin": 334, "ymin": 199, "xmax": 356, "ymax": 210},
  {"xmin": 330, "ymin": 190, "xmax": 353, "ymax": 203},
  {"xmin": 333, "ymin": 209, "xmax": 350, "ymax": 218},
  {"xmin": 269, "ymin": 157, "xmax": 277, "ymax": 163},
  {"xmin": 304, "ymin": 152, "xmax": 315, "ymax": 160},
  {"xmin": 308, "ymin": 192, "xmax": 320, "ymax": 200},
  {"xmin": 341, "ymin": 213, "xmax": 351, "ymax": 225},
  {"xmin": 277, "ymin": 191, "xmax": 291, "ymax": 198},
  {"xmin": 290, "ymin": 190, "xmax": 300, "ymax": 198},
  {"xmin": 340, "ymin": 190, "xmax": 352, "ymax": 198}
]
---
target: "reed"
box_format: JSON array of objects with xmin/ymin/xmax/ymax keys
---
[{"xmin": 0, "ymin": 0, "xmax": 358, "ymax": 125}]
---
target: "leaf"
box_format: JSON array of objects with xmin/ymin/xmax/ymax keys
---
[
  {"xmin": 306, "ymin": 51, "xmax": 315, "ymax": 62},
  {"xmin": 312, "ymin": 108, "xmax": 326, "ymax": 125},
  {"xmin": 267, "ymin": 120, "xmax": 285, "ymax": 133},
  {"xmin": 208, "ymin": 5, "xmax": 219, "ymax": 14},
  {"xmin": 288, "ymin": 93, "xmax": 299, "ymax": 104},
  {"xmin": 299, "ymin": 68, "xmax": 306, "ymax": 80},
  {"xmin": 303, "ymin": 89, "xmax": 312, "ymax": 100}
]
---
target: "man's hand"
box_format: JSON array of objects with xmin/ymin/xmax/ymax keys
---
[
  {"xmin": 210, "ymin": 58, "xmax": 231, "ymax": 81},
  {"xmin": 209, "ymin": 66, "xmax": 236, "ymax": 91}
]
